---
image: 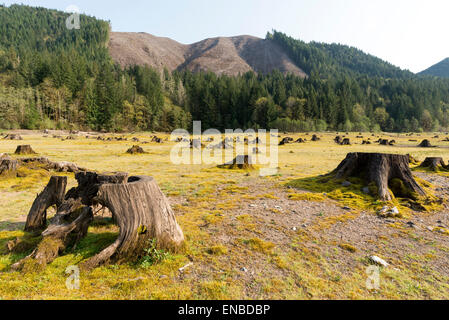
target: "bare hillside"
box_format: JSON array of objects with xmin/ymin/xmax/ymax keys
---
[{"xmin": 109, "ymin": 32, "xmax": 307, "ymax": 77}]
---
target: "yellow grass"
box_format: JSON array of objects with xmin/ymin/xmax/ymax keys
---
[{"xmin": 0, "ymin": 131, "xmax": 449, "ymax": 300}]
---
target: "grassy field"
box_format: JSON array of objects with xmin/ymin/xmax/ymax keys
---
[{"xmin": 0, "ymin": 131, "xmax": 449, "ymax": 300}]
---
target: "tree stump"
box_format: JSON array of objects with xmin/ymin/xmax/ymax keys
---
[
  {"xmin": 334, "ymin": 136, "xmax": 342, "ymax": 144},
  {"xmin": 3, "ymin": 134, "xmax": 23, "ymax": 140},
  {"xmin": 279, "ymin": 137, "xmax": 291, "ymax": 145},
  {"xmin": 190, "ymin": 139, "xmax": 203, "ymax": 149},
  {"xmin": 0, "ymin": 158, "xmax": 18, "ymax": 176},
  {"xmin": 126, "ymin": 145, "xmax": 146, "ymax": 154},
  {"xmin": 15, "ymin": 145, "xmax": 37, "ymax": 155},
  {"xmin": 24, "ymin": 176, "xmax": 68, "ymax": 232},
  {"xmin": 340, "ymin": 138, "xmax": 351, "ymax": 145},
  {"xmin": 295, "ymin": 138, "xmax": 305, "ymax": 143},
  {"xmin": 311, "ymin": 135, "xmax": 320, "ymax": 141},
  {"xmin": 329, "ymin": 153, "xmax": 426, "ymax": 201},
  {"xmin": 418, "ymin": 140, "xmax": 433, "ymax": 148},
  {"xmin": 15, "ymin": 172, "xmax": 184, "ymax": 271},
  {"xmin": 219, "ymin": 155, "xmax": 255, "ymax": 170},
  {"xmin": 419, "ymin": 157, "xmax": 447, "ymax": 171},
  {"xmin": 83, "ymin": 176, "xmax": 184, "ymax": 269}
]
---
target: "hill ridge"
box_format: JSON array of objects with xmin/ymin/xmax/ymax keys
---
[{"xmin": 108, "ymin": 32, "xmax": 308, "ymax": 77}]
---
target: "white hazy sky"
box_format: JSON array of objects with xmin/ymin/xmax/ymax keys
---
[{"xmin": 3, "ymin": 0, "xmax": 449, "ymax": 73}]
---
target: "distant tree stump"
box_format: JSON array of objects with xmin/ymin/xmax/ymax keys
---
[
  {"xmin": 0, "ymin": 158, "xmax": 19, "ymax": 176},
  {"xmin": 419, "ymin": 157, "xmax": 447, "ymax": 171},
  {"xmin": 334, "ymin": 136, "xmax": 342, "ymax": 144},
  {"xmin": 340, "ymin": 138, "xmax": 351, "ymax": 145},
  {"xmin": 219, "ymin": 155, "xmax": 255, "ymax": 170},
  {"xmin": 15, "ymin": 172, "xmax": 184, "ymax": 271},
  {"xmin": 279, "ymin": 137, "xmax": 291, "ymax": 145},
  {"xmin": 190, "ymin": 139, "xmax": 203, "ymax": 149},
  {"xmin": 329, "ymin": 153, "xmax": 426, "ymax": 201},
  {"xmin": 311, "ymin": 134, "xmax": 320, "ymax": 141},
  {"xmin": 126, "ymin": 145, "xmax": 146, "ymax": 154},
  {"xmin": 295, "ymin": 138, "xmax": 305, "ymax": 143},
  {"xmin": 418, "ymin": 140, "xmax": 433, "ymax": 148},
  {"xmin": 15, "ymin": 145, "xmax": 37, "ymax": 155},
  {"xmin": 3, "ymin": 134, "xmax": 23, "ymax": 140}
]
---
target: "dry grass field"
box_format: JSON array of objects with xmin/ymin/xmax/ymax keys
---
[{"xmin": 0, "ymin": 130, "xmax": 449, "ymax": 300}]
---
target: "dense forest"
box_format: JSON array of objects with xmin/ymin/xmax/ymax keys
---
[
  {"xmin": 419, "ymin": 58, "xmax": 449, "ymax": 78},
  {"xmin": 0, "ymin": 4, "xmax": 449, "ymax": 133}
]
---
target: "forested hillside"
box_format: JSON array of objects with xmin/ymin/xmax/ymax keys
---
[
  {"xmin": 420, "ymin": 58, "xmax": 449, "ymax": 78},
  {"xmin": 268, "ymin": 30, "xmax": 413, "ymax": 79},
  {"xmin": 0, "ymin": 4, "xmax": 449, "ymax": 133}
]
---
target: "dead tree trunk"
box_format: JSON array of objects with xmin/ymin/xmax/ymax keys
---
[
  {"xmin": 24, "ymin": 176, "xmax": 67, "ymax": 232},
  {"xmin": 15, "ymin": 172, "xmax": 184, "ymax": 271},
  {"xmin": 330, "ymin": 153, "xmax": 426, "ymax": 201}
]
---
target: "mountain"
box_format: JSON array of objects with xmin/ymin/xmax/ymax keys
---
[
  {"xmin": 268, "ymin": 31, "xmax": 413, "ymax": 79},
  {"xmin": 109, "ymin": 32, "xmax": 308, "ymax": 77},
  {"xmin": 419, "ymin": 58, "xmax": 449, "ymax": 78}
]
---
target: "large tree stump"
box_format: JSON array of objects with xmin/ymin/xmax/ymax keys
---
[
  {"xmin": 24, "ymin": 176, "xmax": 68, "ymax": 232},
  {"xmin": 330, "ymin": 153, "xmax": 426, "ymax": 201},
  {"xmin": 14, "ymin": 171, "xmax": 184, "ymax": 271},
  {"xmin": 419, "ymin": 157, "xmax": 447, "ymax": 171},
  {"xmin": 83, "ymin": 176, "xmax": 184, "ymax": 269}
]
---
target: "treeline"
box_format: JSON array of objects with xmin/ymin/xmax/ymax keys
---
[
  {"xmin": 0, "ymin": 4, "xmax": 449, "ymax": 133},
  {"xmin": 181, "ymin": 70, "xmax": 449, "ymax": 132}
]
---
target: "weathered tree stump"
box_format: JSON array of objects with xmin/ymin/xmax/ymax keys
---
[
  {"xmin": 311, "ymin": 134, "xmax": 320, "ymax": 141},
  {"xmin": 334, "ymin": 136, "xmax": 342, "ymax": 144},
  {"xmin": 296, "ymin": 138, "xmax": 305, "ymax": 143},
  {"xmin": 329, "ymin": 153, "xmax": 426, "ymax": 201},
  {"xmin": 419, "ymin": 157, "xmax": 447, "ymax": 171},
  {"xmin": 190, "ymin": 139, "xmax": 203, "ymax": 149},
  {"xmin": 126, "ymin": 145, "xmax": 146, "ymax": 154},
  {"xmin": 340, "ymin": 138, "xmax": 351, "ymax": 145},
  {"xmin": 83, "ymin": 176, "xmax": 184, "ymax": 269},
  {"xmin": 0, "ymin": 158, "xmax": 18, "ymax": 176},
  {"xmin": 151, "ymin": 136, "xmax": 163, "ymax": 143},
  {"xmin": 418, "ymin": 139, "xmax": 433, "ymax": 148},
  {"xmin": 219, "ymin": 155, "xmax": 255, "ymax": 170},
  {"xmin": 15, "ymin": 145, "xmax": 37, "ymax": 155},
  {"xmin": 279, "ymin": 137, "xmax": 291, "ymax": 145},
  {"xmin": 3, "ymin": 134, "xmax": 23, "ymax": 140},
  {"xmin": 24, "ymin": 176, "xmax": 68, "ymax": 232},
  {"xmin": 14, "ymin": 172, "xmax": 184, "ymax": 271}
]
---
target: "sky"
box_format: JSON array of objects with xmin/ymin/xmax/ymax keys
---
[{"xmin": 3, "ymin": 0, "xmax": 449, "ymax": 73}]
